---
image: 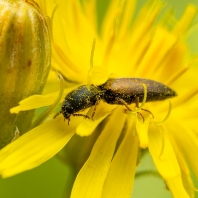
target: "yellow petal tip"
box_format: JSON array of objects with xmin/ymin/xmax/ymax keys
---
[{"xmin": 10, "ymin": 106, "xmax": 20, "ymax": 114}]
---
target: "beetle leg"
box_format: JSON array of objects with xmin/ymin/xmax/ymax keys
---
[
  {"xmin": 135, "ymin": 96, "xmax": 139, "ymax": 108},
  {"xmin": 91, "ymin": 95, "xmax": 101, "ymax": 120},
  {"xmin": 116, "ymin": 97, "xmax": 132, "ymax": 111},
  {"xmin": 137, "ymin": 112, "xmax": 145, "ymax": 122},
  {"xmin": 141, "ymin": 108, "xmax": 154, "ymax": 118},
  {"xmin": 72, "ymin": 113, "xmax": 91, "ymax": 120},
  {"xmin": 117, "ymin": 97, "xmax": 145, "ymax": 122},
  {"xmin": 133, "ymin": 97, "xmax": 144, "ymax": 122},
  {"xmin": 67, "ymin": 117, "xmax": 70, "ymax": 125},
  {"xmin": 135, "ymin": 96, "xmax": 154, "ymax": 119}
]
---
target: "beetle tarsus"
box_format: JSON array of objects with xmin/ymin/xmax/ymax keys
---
[
  {"xmin": 116, "ymin": 97, "xmax": 145, "ymax": 122},
  {"xmin": 141, "ymin": 108, "xmax": 154, "ymax": 118},
  {"xmin": 137, "ymin": 112, "xmax": 145, "ymax": 122},
  {"xmin": 135, "ymin": 96, "xmax": 155, "ymax": 121},
  {"xmin": 91, "ymin": 95, "xmax": 101, "ymax": 120}
]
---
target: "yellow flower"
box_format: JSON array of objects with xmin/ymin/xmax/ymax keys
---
[{"xmin": 0, "ymin": 0, "xmax": 198, "ymax": 198}]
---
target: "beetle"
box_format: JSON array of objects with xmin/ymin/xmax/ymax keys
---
[{"xmin": 57, "ymin": 78, "xmax": 177, "ymax": 124}]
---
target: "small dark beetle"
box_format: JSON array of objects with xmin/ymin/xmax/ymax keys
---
[
  {"xmin": 60, "ymin": 85, "xmax": 103, "ymax": 123},
  {"xmin": 58, "ymin": 78, "xmax": 177, "ymax": 124}
]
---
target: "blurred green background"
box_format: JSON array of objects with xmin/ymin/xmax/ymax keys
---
[{"xmin": 1, "ymin": 0, "xmax": 198, "ymax": 197}]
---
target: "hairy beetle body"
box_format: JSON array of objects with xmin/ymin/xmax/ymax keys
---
[
  {"xmin": 61, "ymin": 85, "xmax": 102, "ymax": 120},
  {"xmin": 99, "ymin": 78, "xmax": 177, "ymax": 105},
  {"xmin": 58, "ymin": 78, "xmax": 177, "ymax": 123}
]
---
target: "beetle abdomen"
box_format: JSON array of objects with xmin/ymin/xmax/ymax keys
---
[{"xmin": 100, "ymin": 78, "xmax": 177, "ymax": 104}]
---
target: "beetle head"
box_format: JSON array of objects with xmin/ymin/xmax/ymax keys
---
[{"xmin": 62, "ymin": 111, "xmax": 71, "ymax": 120}]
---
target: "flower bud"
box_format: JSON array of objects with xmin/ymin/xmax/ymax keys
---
[{"xmin": 0, "ymin": 0, "xmax": 51, "ymax": 148}]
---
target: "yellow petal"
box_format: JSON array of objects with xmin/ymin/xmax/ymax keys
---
[
  {"xmin": 0, "ymin": 116, "xmax": 78, "ymax": 178},
  {"xmin": 166, "ymin": 124, "xmax": 194, "ymax": 198},
  {"xmin": 148, "ymin": 125, "xmax": 190, "ymax": 198},
  {"xmin": 52, "ymin": 0, "xmax": 96, "ymax": 81},
  {"xmin": 136, "ymin": 114, "xmax": 150, "ymax": 148},
  {"xmin": 76, "ymin": 102, "xmax": 116, "ymax": 136},
  {"xmin": 118, "ymin": 0, "xmax": 136, "ymax": 39},
  {"xmin": 76, "ymin": 114, "xmax": 109, "ymax": 136},
  {"xmin": 71, "ymin": 107, "xmax": 127, "ymax": 198},
  {"xmin": 166, "ymin": 119, "xmax": 198, "ymax": 181},
  {"xmin": 102, "ymin": 115, "xmax": 139, "ymax": 198},
  {"xmin": 137, "ymin": 27, "xmax": 177, "ymax": 78},
  {"xmin": 82, "ymin": 0, "xmax": 97, "ymax": 32},
  {"xmin": 10, "ymin": 87, "xmax": 76, "ymax": 114},
  {"xmin": 173, "ymin": 4, "xmax": 197, "ymax": 35}
]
